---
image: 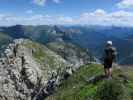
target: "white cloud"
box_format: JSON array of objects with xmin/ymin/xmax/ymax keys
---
[
  {"xmin": 33, "ymin": 0, "xmax": 46, "ymax": 6},
  {"xmin": 33, "ymin": 0, "xmax": 61, "ymax": 6},
  {"xmin": 78, "ymin": 9, "xmax": 133, "ymax": 26},
  {"xmin": 57, "ymin": 16, "xmax": 74, "ymax": 24},
  {"xmin": 0, "ymin": 14, "xmax": 74, "ymax": 26},
  {"xmin": 117, "ymin": 0, "xmax": 133, "ymax": 9},
  {"xmin": 93, "ymin": 9, "xmax": 106, "ymax": 16},
  {"xmin": 1, "ymin": 9, "xmax": 133, "ymax": 27}
]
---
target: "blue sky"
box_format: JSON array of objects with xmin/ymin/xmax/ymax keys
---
[
  {"xmin": 0, "ymin": 0, "xmax": 133, "ymax": 26},
  {"xmin": 0, "ymin": 0, "xmax": 121, "ymax": 16}
]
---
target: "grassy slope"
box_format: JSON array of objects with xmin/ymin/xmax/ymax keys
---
[{"xmin": 46, "ymin": 64, "xmax": 133, "ymax": 100}]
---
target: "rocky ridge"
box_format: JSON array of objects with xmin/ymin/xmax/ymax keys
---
[{"xmin": 0, "ymin": 39, "xmax": 75, "ymax": 100}]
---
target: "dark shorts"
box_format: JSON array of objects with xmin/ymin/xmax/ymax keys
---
[{"xmin": 104, "ymin": 59, "xmax": 113, "ymax": 69}]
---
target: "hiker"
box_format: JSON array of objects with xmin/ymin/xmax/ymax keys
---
[{"xmin": 103, "ymin": 41, "xmax": 117, "ymax": 78}]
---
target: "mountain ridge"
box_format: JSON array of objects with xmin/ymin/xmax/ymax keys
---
[
  {"xmin": 0, "ymin": 25, "xmax": 133, "ymax": 65},
  {"xmin": 0, "ymin": 38, "xmax": 93, "ymax": 100}
]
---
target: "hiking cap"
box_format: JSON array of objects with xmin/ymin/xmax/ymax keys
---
[{"xmin": 107, "ymin": 41, "xmax": 112, "ymax": 45}]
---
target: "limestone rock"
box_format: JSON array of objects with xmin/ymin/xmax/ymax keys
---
[{"xmin": 0, "ymin": 39, "xmax": 70, "ymax": 100}]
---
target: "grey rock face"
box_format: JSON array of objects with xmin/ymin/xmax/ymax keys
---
[{"xmin": 0, "ymin": 39, "xmax": 72, "ymax": 100}]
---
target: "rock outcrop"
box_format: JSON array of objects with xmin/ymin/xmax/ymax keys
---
[{"xmin": 0, "ymin": 39, "xmax": 73, "ymax": 100}]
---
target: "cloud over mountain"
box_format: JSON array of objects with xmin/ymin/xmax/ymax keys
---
[
  {"xmin": 1, "ymin": 9, "xmax": 133, "ymax": 27},
  {"xmin": 79, "ymin": 9, "xmax": 133, "ymax": 26}
]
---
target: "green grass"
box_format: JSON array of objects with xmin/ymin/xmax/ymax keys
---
[
  {"xmin": 46, "ymin": 64, "xmax": 104, "ymax": 100},
  {"xmin": 46, "ymin": 64, "xmax": 133, "ymax": 100}
]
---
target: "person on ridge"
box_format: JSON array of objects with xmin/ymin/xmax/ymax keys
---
[{"xmin": 103, "ymin": 41, "xmax": 117, "ymax": 78}]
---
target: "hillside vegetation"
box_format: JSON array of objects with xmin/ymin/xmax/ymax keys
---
[{"xmin": 46, "ymin": 64, "xmax": 133, "ymax": 100}]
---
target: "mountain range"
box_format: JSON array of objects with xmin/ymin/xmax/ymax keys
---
[
  {"xmin": 0, "ymin": 25, "xmax": 133, "ymax": 65},
  {"xmin": 0, "ymin": 25, "xmax": 133, "ymax": 100}
]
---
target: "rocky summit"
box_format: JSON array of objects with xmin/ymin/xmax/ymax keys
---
[{"xmin": 0, "ymin": 39, "xmax": 74, "ymax": 100}]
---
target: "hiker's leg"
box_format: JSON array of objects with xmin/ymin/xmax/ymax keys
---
[
  {"xmin": 107, "ymin": 68, "xmax": 110, "ymax": 77},
  {"xmin": 109, "ymin": 68, "xmax": 112, "ymax": 77},
  {"xmin": 109, "ymin": 61, "xmax": 113, "ymax": 77},
  {"xmin": 105, "ymin": 68, "xmax": 110, "ymax": 78}
]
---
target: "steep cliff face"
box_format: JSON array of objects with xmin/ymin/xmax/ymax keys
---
[{"xmin": 0, "ymin": 39, "xmax": 72, "ymax": 100}]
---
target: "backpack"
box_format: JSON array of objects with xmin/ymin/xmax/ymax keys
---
[{"xmin": 104, "ymin": 46, "xmax": 116, "ymax": 60}]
